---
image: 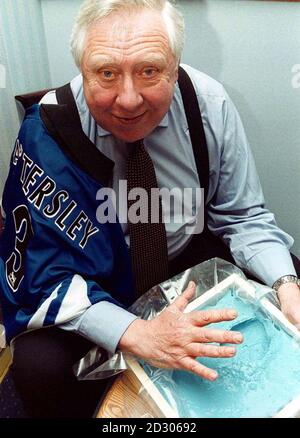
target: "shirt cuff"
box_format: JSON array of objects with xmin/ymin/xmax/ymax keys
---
[
  {"xmin": 247, "ymin": 246, "xmax": 297, "ymax": 287},
  {"xmin": 59, "ymin": 301, "xmax": 138, "ymax": 354}
]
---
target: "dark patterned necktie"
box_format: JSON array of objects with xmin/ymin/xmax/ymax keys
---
[{"xmin": 126, "ymin": 140, "xmax": 169, "ymax": 297}]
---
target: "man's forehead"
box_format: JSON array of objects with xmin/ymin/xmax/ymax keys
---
[
  {"xmin": 85, "ymin": 31, "xmax": 173, "ymax": 68},
  {"xmin": 88, "ymin": 52, "xmax": 169, "ymax": 68}
]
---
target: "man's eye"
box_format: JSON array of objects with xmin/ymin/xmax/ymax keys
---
[
  {"xmin": 142, "ymin": 68, "xmax": 158, "ymax": 78},
  {"xmin": 100, "ymin": 70, "xmax": 115, "ymax": 80}
]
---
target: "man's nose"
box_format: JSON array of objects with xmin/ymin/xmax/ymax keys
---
[{"xmin": 116, "ymin": 77, "xmax": 143, "ymax": 111}]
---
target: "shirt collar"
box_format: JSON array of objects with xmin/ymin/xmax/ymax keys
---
[{"xmin": 97, "ymin": 112, "xmax": 169, "ymax": 137}]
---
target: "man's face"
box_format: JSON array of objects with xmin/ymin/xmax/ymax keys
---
[{"xmin": 81, "ymin": 9, "xmax": 178, "ymax": 143}]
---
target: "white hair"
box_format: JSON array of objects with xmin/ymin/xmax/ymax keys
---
[{"xmin": 70, "ymin": 0, "xmax": 185, "ymax": 69}]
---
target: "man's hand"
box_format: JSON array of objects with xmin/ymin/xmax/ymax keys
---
[
  {"xmin": 277, "ymin": 283, "xmax": 300, "ymax": 328},
  {"xmin": 118, "ymin": 281, "xmax": 243, "ymax": 381}
]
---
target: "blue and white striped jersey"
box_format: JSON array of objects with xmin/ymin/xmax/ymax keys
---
[{"xmin": 0, "ymin": 103, "xmax": 135, "ymax": 343}]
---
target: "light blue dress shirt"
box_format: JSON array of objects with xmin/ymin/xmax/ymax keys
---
[{"xmin": 41, "ymin": 64, "xmax": 296, "ymax": 353}]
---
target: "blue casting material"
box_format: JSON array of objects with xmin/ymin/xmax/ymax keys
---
[{"xmin": 145, "ymin": 289, "xmax": 300, "ymax": 418}]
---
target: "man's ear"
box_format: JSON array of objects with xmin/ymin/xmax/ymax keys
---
[{"xmin": 174, "ymin": 62, "xmax": 180, "ymax": 82}]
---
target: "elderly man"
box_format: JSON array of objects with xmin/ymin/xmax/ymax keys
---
[{"xmin": 0, "ymin": 0, "xmax": 299, "ymax": 418}]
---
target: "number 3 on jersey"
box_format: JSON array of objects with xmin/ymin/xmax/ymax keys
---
[{"xmin": 6, "ymin": 205, "xmax": 34, "ymax": 292}]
